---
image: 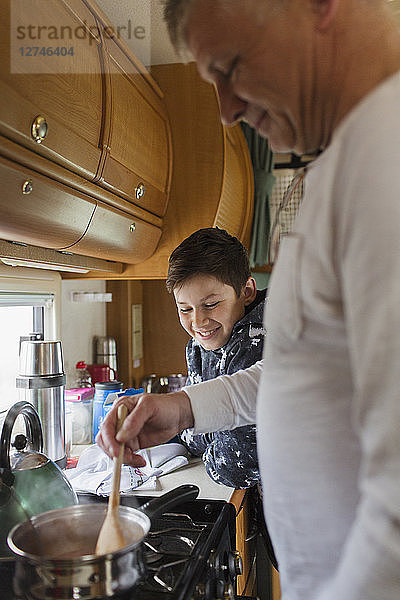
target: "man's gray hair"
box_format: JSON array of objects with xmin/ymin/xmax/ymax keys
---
[
  {"xmin": 163, "ymin": 0, "xmax": 273, "ymax": 55},
  {"xmin": 163, "ymin": 0, "xmax": 198, "ymax": 54}
]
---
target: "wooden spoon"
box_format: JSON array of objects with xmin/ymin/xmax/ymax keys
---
[{"xmin": 95, "ymin": 403, "xmax": 128, "ymax": 555}]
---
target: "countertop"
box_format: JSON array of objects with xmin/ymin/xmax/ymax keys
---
[{"xmin": 70, "ymin": 445, "xmax": 234, "ymax": 502}]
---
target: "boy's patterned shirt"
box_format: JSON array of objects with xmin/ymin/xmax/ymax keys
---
[{"xmin": 180, "ymin": 288, "xmax": 267, "ymax": 488}]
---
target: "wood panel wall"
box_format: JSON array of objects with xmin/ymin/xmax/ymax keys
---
[
  {"xmin": 106, "ymin": 279, "xmax": 189, "ymax": 389},
  {"xmin": 142, "ymin": 280, "xmax": 189, "ymax": 377},
  {"xmin": 106, "ymin": 280, "xmax": 143, "ymax": 389}
]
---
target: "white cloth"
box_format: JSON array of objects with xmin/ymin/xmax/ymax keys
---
[
  {"xmin": 66, "ymin": 443, "xmax": 189, "ymax": 495},
  {"xmin": 184, "ymin": 71, "xmax": 400, "ymax": 600}
]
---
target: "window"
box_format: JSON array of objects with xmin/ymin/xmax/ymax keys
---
[{"xmin": 0, "ymin": 266, "xmax": 61, "ymax": 413}]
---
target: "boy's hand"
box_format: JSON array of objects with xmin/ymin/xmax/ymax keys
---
[{"xmin": 95, "ymin": 391, "xmax": 194, "ymax": 467}]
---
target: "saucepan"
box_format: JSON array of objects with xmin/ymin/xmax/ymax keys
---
[{"xmin": 7, "ymin": 484, "xmax": 199, "ymax": 599}]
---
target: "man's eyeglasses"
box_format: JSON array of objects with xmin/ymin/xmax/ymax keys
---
[{"xmin": 268, "ymin": 168, "xmax": 305, "ymax": 266}]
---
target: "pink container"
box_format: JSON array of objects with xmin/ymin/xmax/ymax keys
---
[{"xmin": 65, "ymin": 387, "xmax": 94, "ymax": 445}]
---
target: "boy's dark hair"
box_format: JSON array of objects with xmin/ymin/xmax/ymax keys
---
[{"xmin": 166, "ymin": 228, "xmax": 251, "ymax": 297}]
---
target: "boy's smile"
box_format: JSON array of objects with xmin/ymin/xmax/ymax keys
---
[{"xmin": 173, "ymin": 273, "xmax": 256, "ymax": 351}]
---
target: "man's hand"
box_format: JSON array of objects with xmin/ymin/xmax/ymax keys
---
[{"xmin": 95, "ymin": 390, "xmax": 194, "ymax": 466}]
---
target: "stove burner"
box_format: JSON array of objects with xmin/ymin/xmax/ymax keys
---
[
  {"xmin": 149, "ymin": 558, "xmax": 189, "ymax": 593},
  {"xmin": 141, "ymin": 513, "xmax": 209, "ymax": 594},
  {"xmin": 145, "ymin": 525, "xmax": 204, "ymax": 555},
  {"xmin": 3, "ymin": 496, "xmax": 238, "ymax": 600}
]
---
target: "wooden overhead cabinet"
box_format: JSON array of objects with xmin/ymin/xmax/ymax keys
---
[
  {"xmin": 0, "ymin": 155, "xmax": 95, "ymax": 250},
  {"xmin": 0, "ymin": 0, "xmax": 171, "ymax": 267},
  {"xmin": 214, "ymin": 124, "xmax": 254, "ymax": 248},
  {"xmin": 82, "ymin": 62, "xmax": 254, "ymax": 279},
  {"xmin": 0, "ymin": 1, "xmax": 252, "ymax": 275},
  {"xmin": 0, "ymin": 0, "xmax": 104, "ymax": 181},
  {"xmin": 98, "ymin": 31, "xmax": 172, "ymax": 218},
  {"xmin": 71, "ymin": 200, "xmax": 162, "ymax": 264}
]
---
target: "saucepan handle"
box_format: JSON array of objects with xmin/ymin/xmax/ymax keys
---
[{"xmin": 138, "ymin": 484, "xmax": 199, "ymax": 520}]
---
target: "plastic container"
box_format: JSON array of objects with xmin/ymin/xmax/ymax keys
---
[
  {"xmin": 74, "ymin": 361, "xmax": 92, "ymax": 388},
  {"xmin": 92, "ymin": 381, "xmax": 123, "ymax": 442},
  {"xmin": 65, "ymin": 402, "xmax": 73, "ymax": 457},
  {"xmin": 65, "ymin": 387, "xmax": 94, "ymax": 445},
  {"xmin": 92, "ymin": 384, "xmax": 143, "ymax": 442}
]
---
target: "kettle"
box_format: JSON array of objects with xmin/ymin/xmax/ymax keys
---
[{"xmin": 0, "ymin": 401, "xmax": 77, "ymax": 559}]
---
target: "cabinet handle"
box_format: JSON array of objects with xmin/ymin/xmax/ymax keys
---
[
  {"xmin": 135, "ymin": 183, "xmax": 145, "ymax": 200},
  {"xmin": 31, "ymin": 115, "xmax": 48, "ymax": 144},
  {"xmin": 22, "ymin": 179, "xmax": 33, "ymax": 195},
  {"xmin": 129, "ymin": 223, "xmax": 136, "ymax": 232}
]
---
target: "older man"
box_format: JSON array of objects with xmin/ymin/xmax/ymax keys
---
[{"xmin": 97, "ymin": 2, "xmax": 400, "ymax": 599}]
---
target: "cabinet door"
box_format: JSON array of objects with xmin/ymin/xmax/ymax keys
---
[
  {"xmin": 0, "ymin": 0, "xmax": 104, "ymax": 181},
  {"xmin": 69, "ymin": 200, "xmax": 162, "ymax": 264},
  {"xmin": 98, "ymin": 33, "xmax": 172, "ymax": 217},
  {"xmin": 229, "ymin": 490, "xmax": 255, "ymax": 597},
  {"xmin": 0, "ymin": 155, "xmax": 95, "ymax": 249},
  {"xmin": 214, "ymin": 125, "xmax": 254, "ymax": 247}
]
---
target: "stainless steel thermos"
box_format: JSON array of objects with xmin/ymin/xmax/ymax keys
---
[
  {"xmin": 93, "ymin": 335, "xmax": 118, "ymax": 377},
  {"xmin": 16, "ymin": 341, "xmax": 67, "ymax": 468}
]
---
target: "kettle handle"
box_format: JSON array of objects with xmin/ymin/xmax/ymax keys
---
[{"xmin": 0, "ymin": 401, "xmax": 43, "ymax": 473}]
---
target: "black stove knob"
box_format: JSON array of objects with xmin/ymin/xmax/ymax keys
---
[
  {"xmin": 193, "ymin": 582, "xmax": 206, "ymax": 599},
  {"xmin": 222, "ymin": 582, "xmax": 235, "ymax": 599},
  {"xmin": 215, "ymin": 577, "xmax": 223, "ymax": 599},
  {"xmin": 215, "ymin": 582, "xmax": 236, "ymax": 600},
  {"xmin": 228, "ymin": 550, "xmax": 243, "ymax": 577}
]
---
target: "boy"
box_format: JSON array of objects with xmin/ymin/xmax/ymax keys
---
[{"xmin": 166, "ymin": 227, "xmax": 266, "ymax": 489}]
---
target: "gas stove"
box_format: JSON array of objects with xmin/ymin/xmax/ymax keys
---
[{"xmin": 0, "ymin": 492, "xmax": 242, "ymax": 600}]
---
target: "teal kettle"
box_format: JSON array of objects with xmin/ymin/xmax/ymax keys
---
[{"xmin": 0, "ymin": 401, "xmax": 77, "ymax": 559}]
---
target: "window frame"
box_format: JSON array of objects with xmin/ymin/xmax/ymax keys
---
[
  {"xmin": 0, "ymin": 264, "xmax": 61, "ymax": 340},
  {"xmin": 0, "ymin": 265, "xmax": 61, "ymax": 412}
]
